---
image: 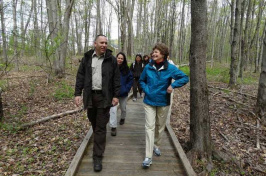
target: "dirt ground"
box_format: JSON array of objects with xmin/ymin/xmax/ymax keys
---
[
  {"xmin": 171, "ymin": 83, "xmax": 266, "ymax": 175},
  {"xmin": 0, "ymin": 71, "xmax": 265, "ymax": 175}
]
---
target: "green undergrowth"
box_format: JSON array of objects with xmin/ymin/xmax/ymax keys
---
[
  {"xmin": 53, "ymin": 80, "xmax": 74, "ymax": 101},
  {"xmin": 179, "ymin": 63, "xmax": 259, "ymax": 85}
]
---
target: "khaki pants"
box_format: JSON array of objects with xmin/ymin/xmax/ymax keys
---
[{"xmin": 143, "ymin": 103, "xmax": 169, "ymax": 158}]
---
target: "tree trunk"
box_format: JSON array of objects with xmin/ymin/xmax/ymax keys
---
[
  {"xmin": 12, "ymin": 0, "xmax": 19, "ymax": 71},
  {"xmin": 74, "ymin": 11, "xmax": 82, "ymax": 55},
  {"xmin": 96, "ymin": 0, "xmax": 102, "ymax": 35},
  {"xmin": 33, "ymin": 0, "xmax": 39, "ymax": 56},
  {"xmin": 230, "ymin": 0, "xmax": 235, "ymax": 45},
  {"xmin": 239, "ymin": 0, "xmax": 252, "ymax": 77},
  {"xmin": 178, "ymin": 0, "xmax": 186, "ymax": 63},
  {"xmin": 127, "ymin": 0, "xmax": 135, "ymax": 59},
  {"xmin": 250, "ymin": 0, "xmax": 265, "ymax": 72},
  {"xmin": 142, "ymin": 0, "xmax": 148, "ymax": 55},
  {"xmin": 229, "ymin": 0, "xmax": 241, "ymax": 88},
  {"xmin": 120, "ymin": 0, "xmax": 127, "ymax": 54},
  {"xmin": 20, "ymin": 0, "xmax": 33, "ymax": 56},
  {"xmin": 247, "ymin": 0, "xmax": 256, "ymax": 70},
  {"xmin": 209, "ymin": 0, "xmax": 218, "ymax": 68},
  {"xmin": 71, "ymin": 17, "xmax": 76, "ymax": 55},
  {"xmin": 237, "ymin": 0, "xmax": 245, "ymax": 78},
  {"xmin": 0, "ymin": 1, "xmax": 8, "ymax": 63},
  {"xmin": 256, "ymin": 27, "xmax": 266, "ymax": 125},
  {"xmin": 57, "ymin": 0, "xmax": 74, "ymax": 78},
  {"xmin": 169, "ymin": 0, "xmax": 176, "ymax": 58},
  {"xmin": 259, "ymin": 22, "xmax": 266, "ymax": 69},
  {"xmin": 0, "ymin": 88, "xmax": 3, "ymax": 121},
  {"xmin": 189, "ymin": 0, "xmax": 212, "ymax": 166},
  {"xmin": 20, "ymin": 0, "xmax": 24, "ymax": 56},
  {"xmin": 136, "ymin": 0, "xmax": 143, "ymax": 53},
  {"xmin": 83, "ymin": 0, "xmax": 92, "ymax": 53}
]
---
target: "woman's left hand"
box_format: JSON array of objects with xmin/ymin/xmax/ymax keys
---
[{"xmin": 167, "ymin": 85, "xmax": 173, "ymax": 93}]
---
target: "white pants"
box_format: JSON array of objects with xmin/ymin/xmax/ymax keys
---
[
  {"xmin": 109, "ymin": 96, "xmax": 128, "ymax": 128},
  {"xmin": 144, "ymin": 103, "xmax": 169, "ymax": 158}
]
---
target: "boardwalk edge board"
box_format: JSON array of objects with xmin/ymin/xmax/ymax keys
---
[
  {"xmin": 64, "ymin": 92, "xmax": 133, "ymax": 176},
  {"xmin": 166, "ymin": 92, "xmax": 197, "ymax": 176},
  {"xmin": 65, "ymin": 127, "xmax": 93, "ymax": 176}
]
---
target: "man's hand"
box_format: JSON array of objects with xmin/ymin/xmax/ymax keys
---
[
  {"xmin": 112, "ymin": 97, "xmax": 119, "ymax": 106},
  {"xmin": 167, "ymin": 85, "xmax": 173, "ymax": 93},
  {"xmin": 74, "ymin": 96, "xmax": 82, "ymax": 107}
]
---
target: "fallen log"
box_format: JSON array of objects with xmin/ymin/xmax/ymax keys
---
[
  {"xmin": 19, "ymin": 108, "xmax": 83, "ymax": 130},
  {"xmin": 208, "ymin": 85, "xmax": 256, "ymax": 99}
]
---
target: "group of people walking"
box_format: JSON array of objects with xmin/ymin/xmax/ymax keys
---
[{"xmin": 74, "ymin": 34, "xmax": 189, "ymax": 172}]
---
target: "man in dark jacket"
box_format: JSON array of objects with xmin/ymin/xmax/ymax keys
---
[{"xmin": 74, "ymin": 34, "xmax": 120, "ymax": 172}]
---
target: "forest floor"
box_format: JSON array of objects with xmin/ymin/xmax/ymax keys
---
[
  {"xmin": 171, "ymin": 83, "xmax": 266, "ymax": 176},
  {"xmin": 0, "ymin": 70, "xmax": 265, "ymax": 175}
]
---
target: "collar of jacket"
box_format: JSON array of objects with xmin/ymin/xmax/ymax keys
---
[
  {"xmin": 84, "ymin": 49, "xmax": 113, "ymax": 59},
  {"xmin": 149, "ymin": 59, "xmax": 168, "ymax": 70}
]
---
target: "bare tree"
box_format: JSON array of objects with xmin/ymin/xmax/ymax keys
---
[
  {"xmin": 249, "ymin": 0, "xmax": 265, "ymax": 72},
  {"xmin": 256, "ymin": 26, "xmax": 266, "ymax": 125},
  {"xmin": 178, "ymin": 0, "xmax": 186, "ymax": 63},
  {"xmin": 20, "ymin": 0, "xmax": 34, "ymax": 56},
  {"xmin": 229, "ymin": 0, "xmax": 242, "ymax": 88},
  {"xmin": 57, "ymin": 0, "xmax": 74, "ymax": 77},
  {"xmin": 189, "ymin": 0, "xmax": 212, "ymax": 171},
  {"xmin": 127, "ymin": 0, "xmax": 135, "ymax": 59},
  {"xmin": 169, "ymin": 0, "xmax": 177, "ymax": 58},
  {"xmin": 96, "ymin": 0, "xmax": 102, "ymax": 35},
  {"xmin": 12, "ymin": 0, "xmax": 19, "ymax": 71},
  {"xmin": 239, "ymin": 0, "xmax": 252, "ymax": 77},
  {"xmin": 83, "ymin": 0, "xmax": 93, "ymax": 52},
  {"xmin": 0, "ymin": 0, "xmax": 8, "ymax": 63},
  {"xmin": 45, "ymin": 0, "xmax": 74, "ymax": 78}
]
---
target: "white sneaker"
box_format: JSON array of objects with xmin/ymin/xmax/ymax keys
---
[{"xmin": 133, "ymin": 98, "xmax": 137, "ymax": 101}]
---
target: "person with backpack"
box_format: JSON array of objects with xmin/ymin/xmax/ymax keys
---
[
  {"xmin": 109, "ymin": 52, "xmax": 133, "ymax": 136},
  {"xmin": 130, "ymin": 54, "xmax": 144, "ymax": 101}
]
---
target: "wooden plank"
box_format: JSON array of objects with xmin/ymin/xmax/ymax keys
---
[
  {"xmin": 166, "ymin": 124, "xmax": 197, "ymax": 176},
  {"xmin": 165, "ymin": 90, "xmax": 197, "ymax": 176},
  {"xmin": 78, "ymin": 162, "xmax": 183, "ymax": 171},
  {"xmin": 76, "ymin": 169, "xmax": 185, "ymax": 176},
  {"xmin": 64, "ymin": 127, "xmax": 93, "ymax": 176}
]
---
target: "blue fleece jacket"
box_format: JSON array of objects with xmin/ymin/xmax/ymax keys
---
[{"xmin": 139, "ymin": 61, "xmax": 189, "ymax": 106}]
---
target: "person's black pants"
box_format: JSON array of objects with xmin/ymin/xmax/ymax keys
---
[
  {"xmin": 87, "ymin": 93, "xmax": 110, "ymax": 160},
  {"xmin": 133, "ymin": 78, "xmax": 142, "ymax": 98}
]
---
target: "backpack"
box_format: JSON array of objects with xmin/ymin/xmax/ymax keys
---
[{"xmin": 132, "ymin": 62, "xmax": 144, "ymax": 69}]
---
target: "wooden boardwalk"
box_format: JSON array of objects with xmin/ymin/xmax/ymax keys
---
[{"xmin": 74, "ymin": 97, "xmax": 187, "ymax": 176}]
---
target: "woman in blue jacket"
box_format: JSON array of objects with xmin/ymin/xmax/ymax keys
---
[
  {"xmin": 139, "ymin": 43, "xmax": 189, "ymax": 168},
  {"xmin": 109, "ymin": 52, "xmax": 133, "ymax": 136}
]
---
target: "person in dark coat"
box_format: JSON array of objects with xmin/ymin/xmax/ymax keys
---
[
  {"xmin": 74, "ymin": 34, "xmax": 120, "ymax": 172},
  {"xmin": 109, "ymin": 52, "xmax": 133, "ymax": 136},
  {"xmin": 130, "ymin": 54, "xmax": 144, "ymax": 101}
]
